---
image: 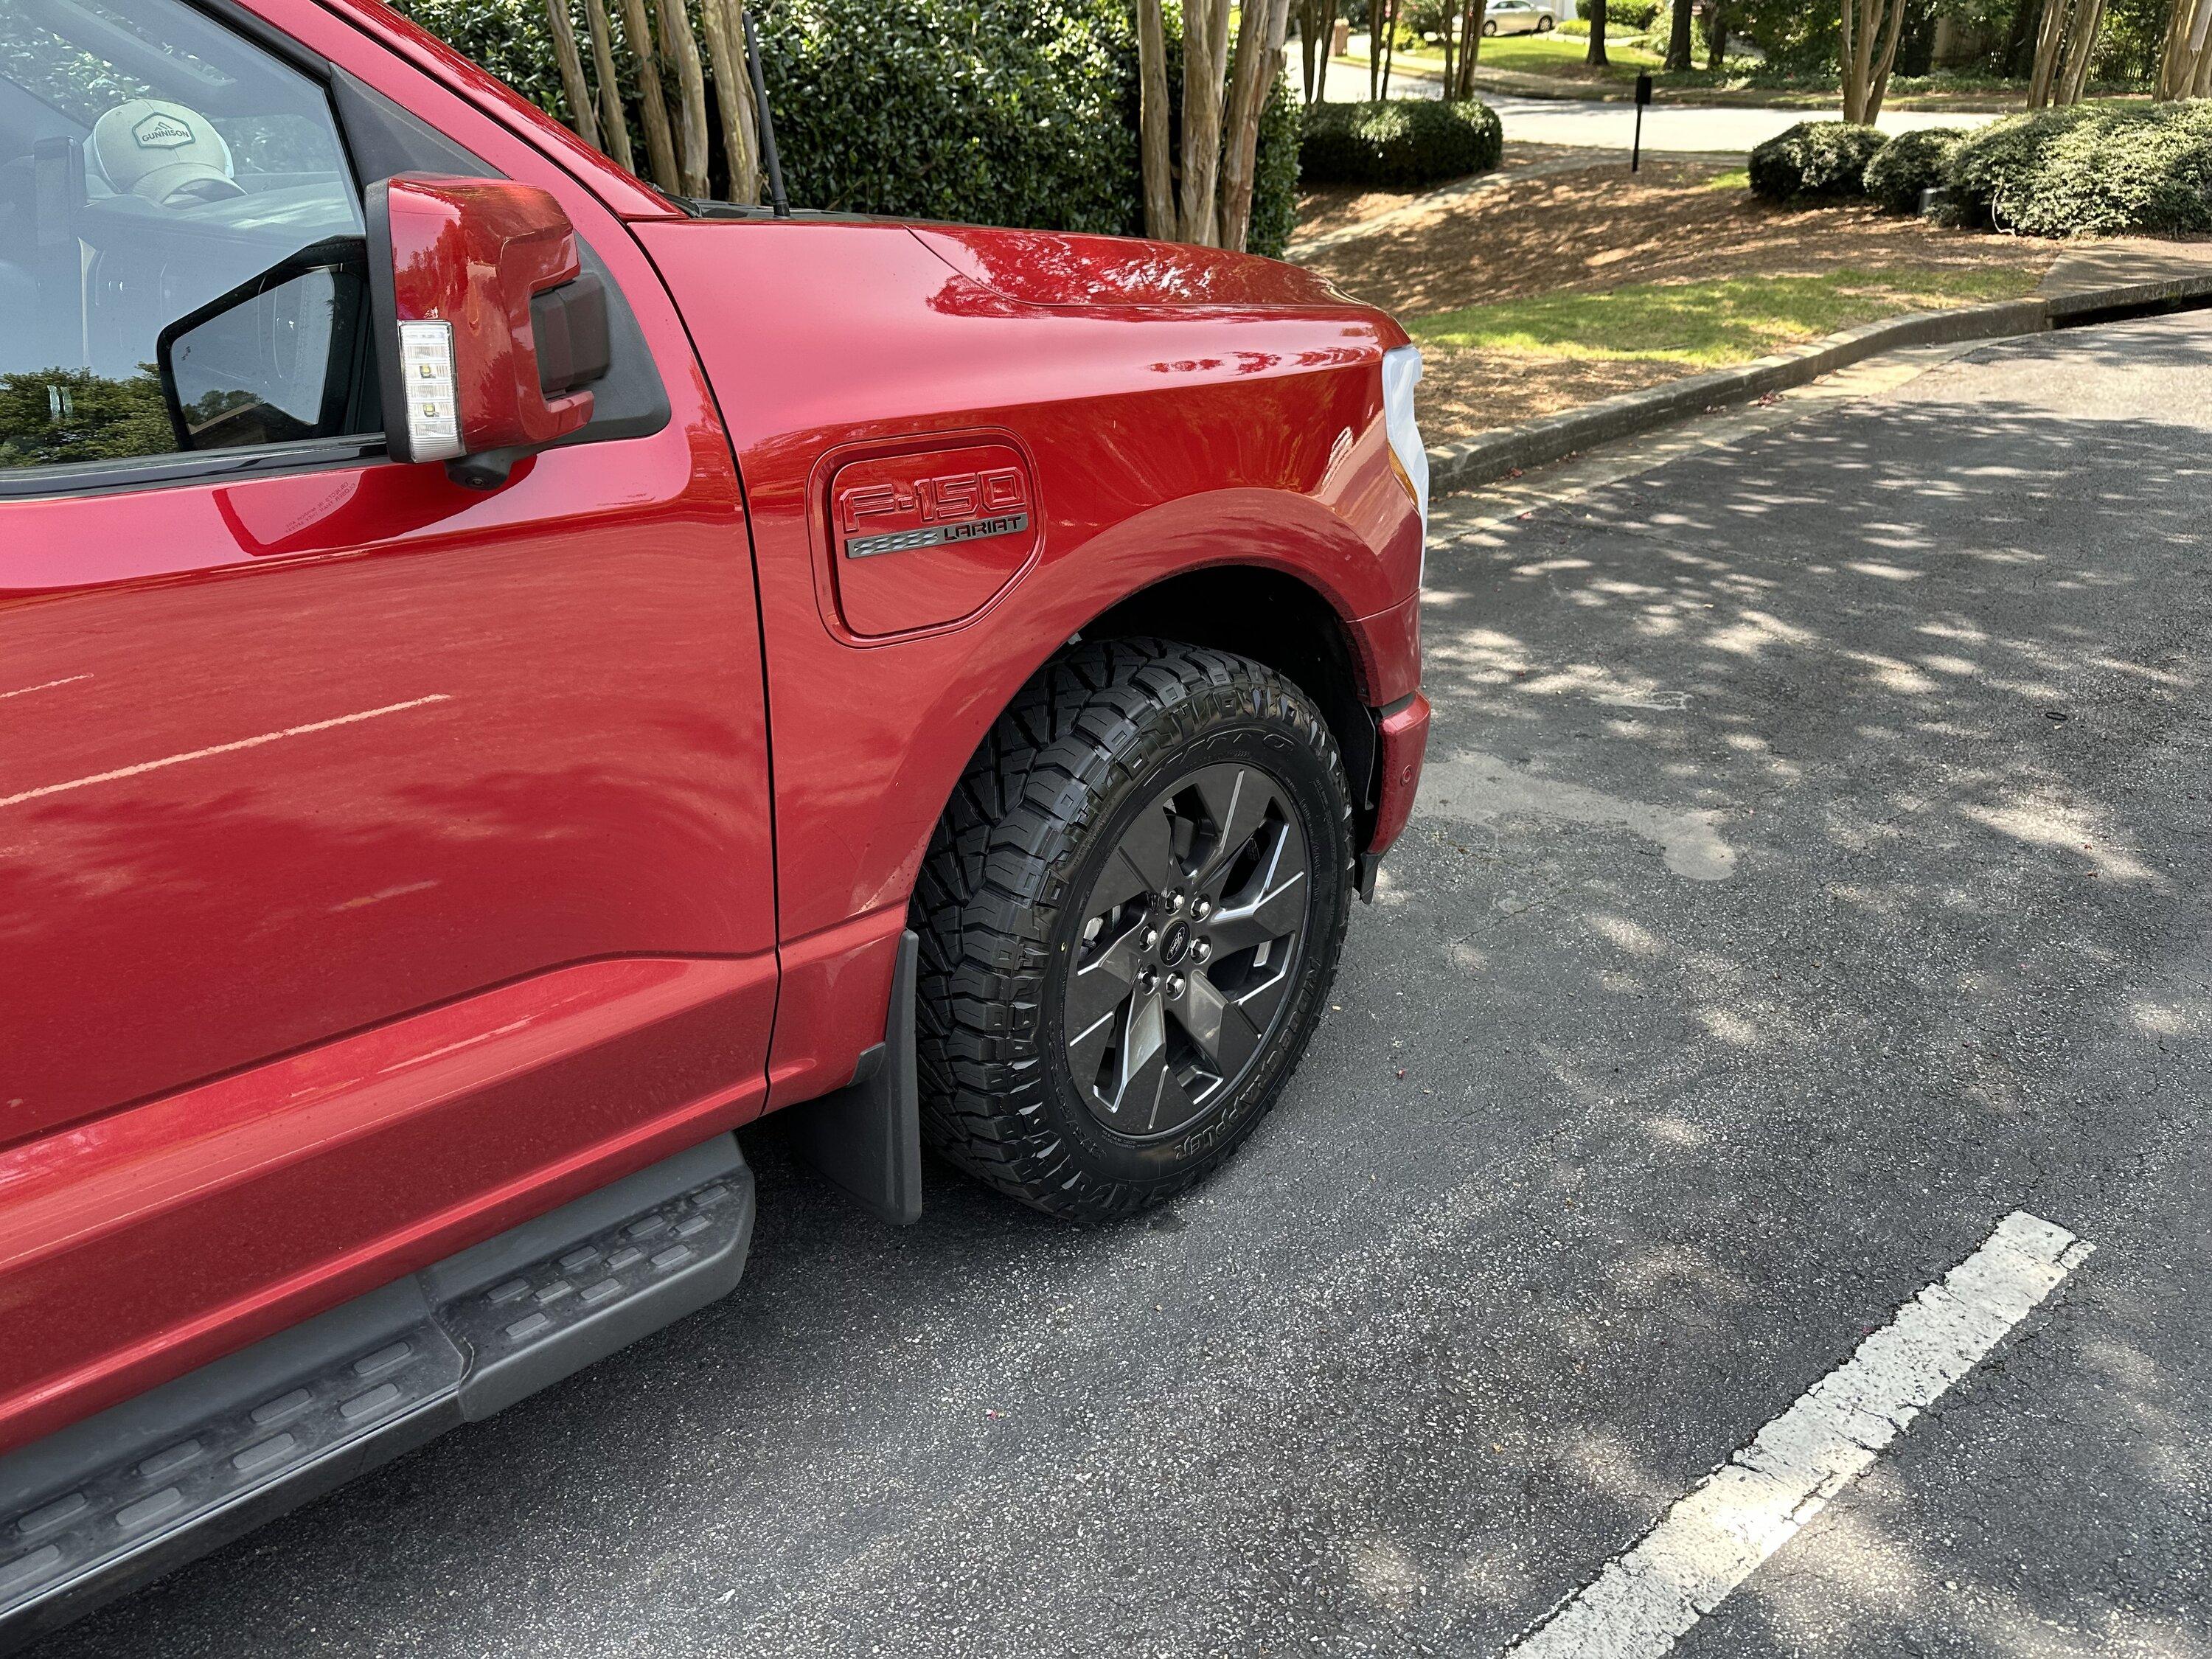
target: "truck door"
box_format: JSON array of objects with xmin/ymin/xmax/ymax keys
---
[{"xmin": 0, "ymin": 0, "xmax": 775, "ymax": 1449}]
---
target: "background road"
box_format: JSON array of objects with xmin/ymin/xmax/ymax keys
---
[
  {"xmin": 36, "ymin": 313, "xmax": 2211, "ymax": 1658},
  {"xmin": 1318, "ymin": 46, "xmax": 1996, "ymax": 153}
]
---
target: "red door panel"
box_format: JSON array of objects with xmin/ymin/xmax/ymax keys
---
[{"xmin": 0, "ymin": 445, "xmax": 772, "ymax": 1139}]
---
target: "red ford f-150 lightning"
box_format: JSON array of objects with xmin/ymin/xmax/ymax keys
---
[{"xmin": 0, "ymin": 0, "xmax": 1430, "ymax": 1638}]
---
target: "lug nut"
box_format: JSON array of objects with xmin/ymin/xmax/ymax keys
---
[
  {"xmin": 1192, "ymin": 939, "xmax": 1211, "ymax": 963},
  {"xmin": 1140, "ymin": 927, "xmax": 1159, "ymax": 950},
  {"xmin": 1138, "ymin": 966, "xmax": 1159, "ymax": 993},
  {"xmin": 1165, "ymin": 889, "xmax": 1184, "ymax": 912},
  {"xmin": 1166, "ymin": 973, "xmax": 1186, "ymax": 998},
  {"xmin": 1192, "ymin": 897, "xmax": 1213, "ymax": 920}
]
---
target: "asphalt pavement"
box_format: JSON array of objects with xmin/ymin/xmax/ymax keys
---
[{"xmin": 33, "ymin": 312, "xmax": 2211, "ymax": 1658}]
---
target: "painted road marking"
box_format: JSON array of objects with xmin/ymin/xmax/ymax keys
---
[
  {"xmin": 1506, "ymin": 1211, "xmax": 2093, "ymax": 1659},
  {"xmin": 0, "ymin": 695, "xmax": 453, "ymax": 810}
]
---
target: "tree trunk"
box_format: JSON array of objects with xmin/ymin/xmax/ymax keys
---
[
  {"xmin": 2026, "ymin": 0, "xmax": 2067, "ymax": 105},
  {"xmin": 1440, "ymin": 4, "xmax": 1457, "ymax": 94},
  {"xmin": 543, "ymin": 0, "xmax": 601, "ymax": 148},
  {"xmin": 1841, "ymin": 0, "xmax": 1905, "ymax": 122},
  {"xmin": 1180, "ymin": 0, "xmax": 1231, "ymax": 246},
  {"xmin": 2053, "ymin": 0, "xmax": 2106, "ymax": 101},
  {"xmin": 1380, "ymin": 0, "xmax": 1402, "ymax": 97},
  {"xmin": 1587, "ymin": 1, "xmax": 1610, "ymax": 66},
  {"xmin": 1368, "ymin": 0, "xmax": 1385, "ymax": 95},
  {"xmin": 1297, "ymin": 0, "xmax": 1332, "ymax": 100},
  {"xmin": 1707, "ymin": 0, "xmax": 1730, "ymax": 67},
  {"xmin": 655, "ymin": 0, "xmax": 711, "ymax": 196},
  {"xmin": 698, "ymin": 0, "xmax": 758, "ymax": 202},
  {"xmin": 581, "ymin": 0, "xmax": 635, "ymax": 174},
  {"xmin": 617, "ymin": 0, "xmax": 681, "ymax": 190},
  {"xmin": 2156, "ymin": 0, "xmax": 2211, "ymax": 96},
  {"xmin": 1137, "ymin": 0, "xmax": 1176, "ymax": 237},
  {"xmin": 1666, "ymin": 0, "xmax": 1695, "ymax": 69},
  {"xmin": 1219, "ymin": 0, "xmax": 1291, "ymax": 250},
  {"xmin": 1465, "ymin": 0, "xmax": 1492, "ymax": 70}
]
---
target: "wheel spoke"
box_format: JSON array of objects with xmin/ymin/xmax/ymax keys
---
[
  {"xmin": 1206, "ymin": 860, "xmax": 1307, "ymax": 956},
  {"xmin": 1066, "ymin": 924, "xmax": 1144, "ymax": 1035},
  {"xmin": 1191, "ymin": 766, "xmax": 1276, "ymax": 894},
  {"xmin": 1143, "ymin": 1063, "xmax": 1203, "ymax": 1135},
  {"xmin": 1176, "ymin": 969, "xmax": 1265, "ymax": 1080},
  {"xmin": 1102, "ymin": 987, "xmax": 1168, "ymax": 1121},
  {"xmin": 1096, "ymin": 799, "xmax": 1178, "ymax": 911},
  {"xmin": 1225, "ymin": 953, "xmax": 1296, "ymax": 1035},
  {"xmin": 1065, "ymin": 995, "xmax": 1119, "ymax": 1088}
]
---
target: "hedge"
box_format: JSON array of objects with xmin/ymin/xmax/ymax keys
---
[
  {"xmin": 1576, "ymin": 0, "xmax": 1661, "ymax": 29},
  {"xmin": 390, "ymin": 0, "xmax": 1301, "ymax": 256},
  {"xmin": 1944, "ymin": 101, "xmax": 2212, "ymax": 238},
  {"xmin": 1748, "ymin": 120, "xmax": 1887, "ymax": 201},
  {"xmin": 1863, "ymin": 127, "xmax": 1963, "ymax": 215},
  {"xmin": 1300, "ymin": 99, "xmax": 1504, "ymax": 187}
]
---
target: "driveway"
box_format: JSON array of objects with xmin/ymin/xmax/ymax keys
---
[{"xmin": 32, "ymin": 315, "xmax": 2211, "ymax": 1658}]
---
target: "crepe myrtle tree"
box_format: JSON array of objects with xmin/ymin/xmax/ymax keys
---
[
  {"xmin": 1840, "ymin": 0, "xmax": 1908, "ymax": 120},
  {"xmin": 2026, "ymin": 0, "xmax": 2112, "ymax": 105},
  {"xmin": 1137, "ymin": 0, "xmax": 1295, "ymax": 251}
]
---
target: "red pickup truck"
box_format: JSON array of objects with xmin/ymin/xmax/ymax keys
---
[{"xmin": 0, "ymin": 0, "xmax": 1429, "ymax": 1638}]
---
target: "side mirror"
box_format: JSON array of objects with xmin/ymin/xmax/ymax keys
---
[{"xmin": 366, "ymin": 175, "xmax": 608, "ymax": 489}]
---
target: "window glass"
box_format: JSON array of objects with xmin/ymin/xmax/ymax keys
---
[{"xmin": 0, "ymin": 0, "xmax": 371, "ymax": 472}]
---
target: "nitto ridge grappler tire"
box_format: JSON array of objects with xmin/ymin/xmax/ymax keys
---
[{"xmin": 913, "ymin": 639, "xmax": 1355, "ymax": 1222}]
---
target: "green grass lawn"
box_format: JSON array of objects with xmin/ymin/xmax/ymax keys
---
[
  {"xmin": 1476, "ymin": 32, "xmax": 1661, "ymax": 77},
  {"xmin": 1409, "ymin": 267, "xmax": 2041, "ymax": 368},
  {"xmin": 1340, "ymin": 33, "xmax": 1660, "ymax": 85}
]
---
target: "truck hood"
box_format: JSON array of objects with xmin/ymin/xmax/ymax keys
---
[{"xmin": 906, "ymin": 225, "xmax": 1358, "ymax": 312}]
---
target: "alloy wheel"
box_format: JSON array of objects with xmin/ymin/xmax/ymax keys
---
[{"xmin": 1063, "ymin": 762, "xmax": 1312, "ymax": 1140}]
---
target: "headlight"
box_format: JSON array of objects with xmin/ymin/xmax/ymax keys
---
[{"xmin": 1381, "ymin": 344, "xmax": 1428, "ymax": 577}]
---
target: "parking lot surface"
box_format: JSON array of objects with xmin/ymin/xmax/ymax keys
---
[{"xmin": 38, "ymin": 313, "xmax": 2211, "ymax": 1658}]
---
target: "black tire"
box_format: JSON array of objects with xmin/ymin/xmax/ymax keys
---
[
  {"xmin": 1481, "ymin": 17, "xmax": 1500, "ymax": 33},
  {"xmin": 912, "ymin": 639, "xmax": 1354, "ymax": 1222},
  {"xmin": 1536, "ymin": 13, "xmax": 1554, "ymax": 28}
]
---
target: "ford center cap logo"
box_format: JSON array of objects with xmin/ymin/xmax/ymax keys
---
[{"xmin": 133, "ymin": 114, "xmax": 195, "ymax": 149}]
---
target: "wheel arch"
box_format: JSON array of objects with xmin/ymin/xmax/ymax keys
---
[{"xmin": 1076, "ymin": 566, "xmax": 1382, "ymax": 846}]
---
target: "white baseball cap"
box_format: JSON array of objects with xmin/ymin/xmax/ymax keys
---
[{"xmin": 86, "ymin": 99, "xmax": 247, "ymax": 206}]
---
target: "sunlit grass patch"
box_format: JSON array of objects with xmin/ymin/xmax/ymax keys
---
[
  {"xmin": 1408, "ymin": 266, "xmax": 2039, "ymax": 367},
  {"xmin": 1703, "ymin": 167, "xmax": 1751, "ymax": 192}
]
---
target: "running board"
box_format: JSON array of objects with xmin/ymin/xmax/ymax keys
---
[{"xmin": 0, "ymin": 1133, "xmax": 753, "ymax": 1652}]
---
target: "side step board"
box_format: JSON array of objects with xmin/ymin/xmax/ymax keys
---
[{"xmin": 0, "ymin": 1132, "xmax": 754, "ymax": 1651}]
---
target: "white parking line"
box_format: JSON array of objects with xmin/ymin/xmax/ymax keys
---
[
  {"xmin": 0, "ymin": 695, "xmax": 452, "ymax": 810},
  {"xmin": 1506, "ymin": 1211, "xmax": 2094, "ymax": 1659}
]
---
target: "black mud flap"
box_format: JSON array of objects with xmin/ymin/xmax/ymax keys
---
[
  {"xmin": 787, "ymin": 929, "xmax": 923, "ymax": 1226},
  {"xmin": 0, "ymin": 1133, "xmax": 753, "ymax": 1652}
]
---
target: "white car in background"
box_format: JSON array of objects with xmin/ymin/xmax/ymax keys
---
[{"xmin": 1483, "ymin": 0, "xmax": 1558, "ymax": 34}]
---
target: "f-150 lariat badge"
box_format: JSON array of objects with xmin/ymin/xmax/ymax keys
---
[{"xmin": 837, "ymin": 454, "xmax": 1032, "ymax": 559}]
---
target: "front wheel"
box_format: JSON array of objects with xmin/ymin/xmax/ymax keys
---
[
  {"xmin": 912, "ymin": 639, "xmax": 1354, "ymax": 1222},
  {"xmin": 1536, "ymin": 13, "xmax": 1554, "ymax": 29},
  {"xmin": 1482, "ymin": 18, "xmax": 1500, "ymax": 33}
]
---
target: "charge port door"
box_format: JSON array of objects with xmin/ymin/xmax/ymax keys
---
[{"xmin": 825, "ymin": 437, "xmax": 1040, "ymax": 639}]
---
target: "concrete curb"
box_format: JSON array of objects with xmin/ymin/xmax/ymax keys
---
[{"xmin": 1424, "ymin": 278, "xmax": 2212, "ymax": 494}]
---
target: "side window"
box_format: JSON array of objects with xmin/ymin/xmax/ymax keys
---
[{"xmin": 0, "ymin": 0, "xmax": 371, "ymax": 473}]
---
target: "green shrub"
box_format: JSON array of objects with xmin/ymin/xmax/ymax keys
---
[
  {"xmin": 1748, "ymin": 119, "xmax": 1887, "ymax": 201},
  {"xmin": 1945, "ymin": 101, "xmax": 2212, "ymax": 237},
  {"xmin": 1300, "ymin": 98, "xmax": 1504, "ymax": 187},
  {"xmin": 1578, "ymin": 0, "xmax": 1661, "ymax": 29},
  {"xmin": 1863, "ymin": 127, "xmax": 1963, "ymax": 215},
  {"xmin": 391, "ymin": 0, "xmax": 1301, "ymax": 256}
]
